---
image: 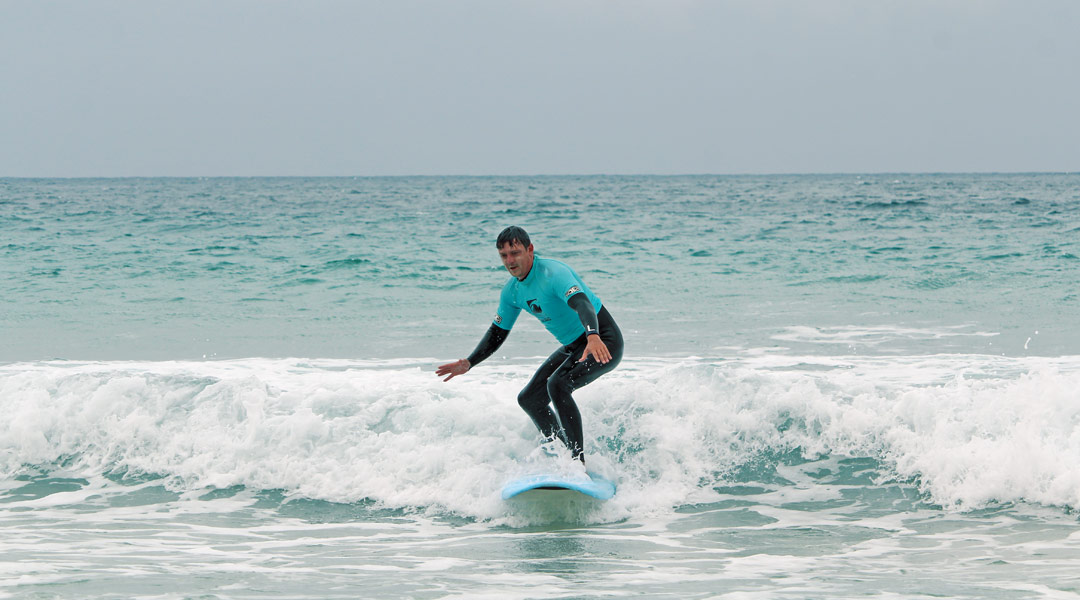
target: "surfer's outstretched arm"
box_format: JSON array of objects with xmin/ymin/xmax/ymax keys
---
[
  {"xmin": 465, "ymin": 324, "xmax": 509, "ymax": 367},
  {"xmin": 435, "ymin": 324, "xmax": 509, "ymax": 381}
]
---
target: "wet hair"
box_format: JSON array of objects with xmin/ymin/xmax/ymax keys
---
[{"xmin": 496, "ymin": 226, "xmax": 531, "ymax": 249}]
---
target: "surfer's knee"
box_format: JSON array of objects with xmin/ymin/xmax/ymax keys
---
[
  {"xmin": 516, "ymin": 389, "xmax": 532, "ymax": 410},
  {"xmin": 604, "ymin": 336, "xmax": 624, "ymax": 369},
  {"xmin": 546, "ymin": 373, "xmax": 572, "ymax": 403},
  {"xmin": 517, "ymin": 388, "xmax": 546, "ymax": 412}
]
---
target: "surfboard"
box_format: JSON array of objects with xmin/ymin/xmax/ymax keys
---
[{"xmin": 501, "ymin": 472, "xmax": 616, "ymax": 500}]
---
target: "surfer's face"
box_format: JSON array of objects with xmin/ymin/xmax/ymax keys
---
[{"xmin": 499, "ymin": 241, "xmax": 534, "ymax": 280}]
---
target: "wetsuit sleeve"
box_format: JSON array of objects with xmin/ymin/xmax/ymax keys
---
[
  {"xmin": 466, "ymin": 324, "xmax": 509, "ymax": 367},
  {"xmin": 567, "ymin": 293, "xmax": 600, "ymax": 337}
]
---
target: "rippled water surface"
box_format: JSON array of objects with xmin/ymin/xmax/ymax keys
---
[{"xmin": 3, "ymin": 174, "xmax": 1077, "ymax": 360}]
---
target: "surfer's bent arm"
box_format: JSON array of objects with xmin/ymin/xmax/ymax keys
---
[
  {"xmin": 464, "ymin": 324, "xmax": 510, "ymax": 368},
  {"xmin": 567, "ymin": 293, "xmax": 600, "ymax": 337},
  {"xmin": 567, "ymin": 293, "xmax": 613, "ymax": 364}
]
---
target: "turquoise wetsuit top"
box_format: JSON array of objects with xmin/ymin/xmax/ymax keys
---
[{"xmin": 493, "ymin": 256, "xmax": 603, "ymax": 345}]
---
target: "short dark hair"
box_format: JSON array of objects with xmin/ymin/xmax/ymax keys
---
[{"xmin": 496, "ymin": 226, "xmax": 531, "ymax": 249}]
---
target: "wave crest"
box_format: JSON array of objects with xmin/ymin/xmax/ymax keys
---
[{"xmin": 3, "ymin": 355, "xmax": 1079, "ymax": 519}]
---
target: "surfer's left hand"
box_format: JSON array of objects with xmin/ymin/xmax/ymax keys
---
[{"xmin": 579, "ymin": 335, "xmax": 611, "ymax": 364}]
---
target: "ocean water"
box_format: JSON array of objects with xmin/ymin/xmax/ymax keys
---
[{"xmin": 2, "ymin": 174, "xmax": 1080, "ymax": 599}]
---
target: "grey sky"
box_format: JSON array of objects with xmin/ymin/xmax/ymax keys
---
[{"xmin": 1, "ymin": 1, "xmax": 1077, "ymax": 177}]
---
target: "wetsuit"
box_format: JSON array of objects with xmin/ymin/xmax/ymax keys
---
[{"xmin": 466, "ymin": 256, "xmax": 624, "ymax": 460}]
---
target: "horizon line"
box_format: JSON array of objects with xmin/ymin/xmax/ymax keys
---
[{"xmin": 2, "ymin": 170, "xmax": 1078, "ymax": 180}]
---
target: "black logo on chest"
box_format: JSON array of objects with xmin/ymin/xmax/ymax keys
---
[{"xmin": 525, "ymin": 298, "xmax": 552, "ymax": 322}]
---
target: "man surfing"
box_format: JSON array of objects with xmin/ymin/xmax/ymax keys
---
[{"xmin": 436, "ymin": 226, "xmax": 624, "ymax": 465}]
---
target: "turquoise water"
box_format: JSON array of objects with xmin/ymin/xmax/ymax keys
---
[
  {"xmin": 4, "ymin": 174, "xmax": 1077, "ymax": 361},
  {"xmin": 2, "ymin": 174, "xmax": 1080, "ymax": 598}
]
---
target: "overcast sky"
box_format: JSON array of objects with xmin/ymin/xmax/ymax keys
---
[{"xmin": 1, "ymin": 1, "xmax": 1077, "ymax": 177}]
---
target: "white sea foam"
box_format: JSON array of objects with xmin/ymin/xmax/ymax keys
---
[
  {"xmin": 2, "ymin": 354, "xmax": 1080, "ymax": 523},
  {"xmin": 771, "ymin": 324, "xmax": 1000, "ymax": 346}
]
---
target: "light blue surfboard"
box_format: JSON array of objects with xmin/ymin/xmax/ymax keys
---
[{"xmin": 501, "ymin": 472, "xmax": 616, "ymax": 500}]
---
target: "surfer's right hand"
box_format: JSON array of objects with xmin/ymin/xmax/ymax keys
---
[{"xmin": 435, "ymin": 358, "xmax": 470, "ymax": 382}]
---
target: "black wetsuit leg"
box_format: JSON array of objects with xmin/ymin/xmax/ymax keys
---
[
  {"xmin": 517, "ymin": 347, "xmax": 573, "ymax": 446},
  {"xmin": 516, "ymin": 306, "xmax": 624, "ymax": 460}
]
